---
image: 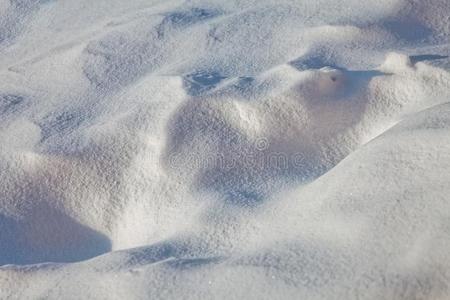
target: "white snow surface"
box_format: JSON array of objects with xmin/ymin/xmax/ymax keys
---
[{"xmin": 1, "ymin": 0, "xmax": 450, "ymax": 299}]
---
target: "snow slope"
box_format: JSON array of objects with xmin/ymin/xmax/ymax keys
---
[{"xmin": 1, "ymin": 0, "xmax": 450, "ymax": 299}]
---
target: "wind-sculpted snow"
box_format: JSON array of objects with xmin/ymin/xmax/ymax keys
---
[{"xmin": 1, "ymin": 0, "xmax": 450, "ymax": 299}]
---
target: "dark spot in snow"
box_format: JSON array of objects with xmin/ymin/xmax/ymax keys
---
[
  {"xmin": 183, "ymin": 71, "xmax": 227, "ymax": 96},
  {"xmin": 0, "ymin": 94, "xmax": 25, "ymax": 114},
  {"xmin": 410, "ymin": 54, "xmax": 448, "ymax": 64},
  {"xmin": 39, "ymin": 110, "xmax": 85, "ymax": 140}
]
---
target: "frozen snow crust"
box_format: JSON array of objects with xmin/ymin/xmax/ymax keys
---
[{"xmin": 1, "ymin": 0, "xmax": 450, "ymax": 299}]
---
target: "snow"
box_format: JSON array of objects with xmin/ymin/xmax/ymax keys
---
[{"xmin": 1, "ymin": 0, "xmax": 450, "ymax": 299}]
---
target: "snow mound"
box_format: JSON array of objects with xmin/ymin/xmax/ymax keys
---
[
  {"xmin": 165, "ymin": 56, "xmax": 450, "ymax": 203},
  {"xmin": 1, "ymin": 0, "xmax": 450, "ymax": 299}
]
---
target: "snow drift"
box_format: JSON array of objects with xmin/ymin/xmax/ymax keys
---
[{"xmin": 1, "ymin": 0, "xmax": 450, "ymax": 299}]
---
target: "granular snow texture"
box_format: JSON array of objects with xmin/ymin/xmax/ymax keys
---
[{"xmin": 1, "ymin": 0, "xmax": 450, "ymax": 299}]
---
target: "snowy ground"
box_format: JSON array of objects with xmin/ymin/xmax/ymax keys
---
[{"xmin": 1, "ymin": 0, "xmax": 450, "ymax": 299}]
